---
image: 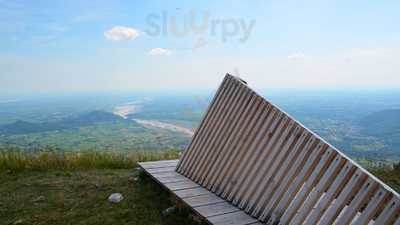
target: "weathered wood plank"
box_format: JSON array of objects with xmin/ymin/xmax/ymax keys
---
[
  {"xmin": 183, "ymin": 193, "xmax": 225, "ymax": 207},
  {"xmin": 138, "ymin": 159, "xmax": 178, "ymax": 168},
  {"xmin": 174, "ymin": 187, "xmax": 210, "ymax": 199},
  {"xmin": 189, "ymin": 83, "xmax": 245, "ymax": 182},
  {"xmin": 373, "ymin": 197, "xmax": 400, "ymax": 225},
  {"xmin": 210, "ymin": 103, "xmax": 275, "ymax": 193},
  {"xmin": 152, "ymin": 171, "xmax": 180, "ymax": 178},
  {"xmin": 262, "ymin": 140, "xmax": 325, "ymax": 222},
  {"xmin": 164, "ymin": 180, "xmax": 199, "ymax": 191},
  {"xmin": 207, "ymin": 211, "xmax": 258, "ymax": 225},
  {"xmin": 211, "ymin": 96, "xmax": 265, "ymax": 195},
  {"xmin": 177, "ymin": 75, "xmax": 231, "ymax": 173},
  {"xmin": 194, "ymin": 202, "xmax": 240, "ymax": 217},
  {"xmin": 253, "ymin": 134, "xmax": 319, "ymax": 217},
  {"xmin": 269, "ymin": 145, "xmax": 331, "ymax": 224},
  {"xmin": 146, "ymin": 166, "xmax": 176, "ymax": 174},
  {"xmin": 351, "ymin": 187, "xmax": 390, "ymax": 225},
  {"xmin": 158, "ymin": 174, "xmax": 188, "ymax": 184},
  {"xmin": 199, "ymin": 87, "xmax": 254, "ymax": 187},
  {"xmin": 184, "ymin": 79, "xmax": 239, "ymax": 179},
  {"xmin": 322, "ymin": 177, "xmax": 375, "ymax": 225},
  {"xmin": 139, "ymin": 162, "xmax": 178, "ymax": 169},
  {"xmin": 233, "ymin": 117, "xmax": 301, "ymax": 206},
  {"xmin": 222, "ymin": 108, "xmax": 283, "ymax": 200}
]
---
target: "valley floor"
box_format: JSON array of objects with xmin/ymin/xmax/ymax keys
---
[{"xmin": 0, "ymin": 169, "xmax": 199, "ymax": 225}]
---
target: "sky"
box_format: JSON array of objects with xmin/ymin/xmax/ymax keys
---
[{"xmin": 0, "ymin": 0, "xmax": 399, "ymax": 94}]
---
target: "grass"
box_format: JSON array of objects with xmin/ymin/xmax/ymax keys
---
[
  {"xmin": 371, "ymin": 165, "xmax": 400, "ymax": 193},
  {"xmin": 0, "ymin": 169, "xmax": 200, "ymax": 225},
  {"xmin": 0, "ymin": 149, "xmax": 180, "ymax": 174},
  {"xmin": 3, "ymin": 149, "xmax": 398, "ymax": 225},
  {"xmin": 0, "ymin": 149, "xmax": 202, "ymax": 225}
]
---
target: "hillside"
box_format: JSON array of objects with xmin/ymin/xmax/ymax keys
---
[
  {"xmin": 0, "ymin": 111, "xmax": 129, "ymax": 135},
  {"xmin": 359, "ymin": 109, "xmax": 400, "ymax": 154},
  {"xmin": 360, "ymin": 109, "xmax": 400, "ymax": 136},
  {"xmin": 0, "ymin": 110, "xmax": 190, "ymax": 152}
]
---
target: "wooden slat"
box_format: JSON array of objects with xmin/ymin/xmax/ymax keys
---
[
  {"xmin": 147, "ymin": 166, "xmax": 176, "ymax": 174},
  {"xmin": 230, "ymin": 112, "xmax": 292, "ymax": 204},
  {"xmin": 184, "ymin": 78, "xmax": 240, "ymax": 179},
  {"xmin": 164, "ymin": 180, "xmax": 199, "ymax": 191},
  {"xmin": 373, "ymin": 197, "xmax": 400, "ymax": 225},
  {"xmin": 321, "ymin": 177, "xmax": 376, "ymax": 225},
  {"xmin": 211, "ymin": 96, "xmax": 266, "ymax": 195},
  {"xmin": 175, "ymin": 187, "xmax": 210, "ymax": 199},
  {"xmin": 180, "ymin": 78, "xmax": 235, "ymax": 176},
  {"xmin": 224, "ymin": 110, "xmax": 286, "ymax": 200},
  {"xmin": 138, "ymin": 159, "xmax": 178, "ymax": 169},
  {"xmin": 189, "ymin": 82, "xmax": 244, "ymax": 181},
  {"xmin": 176, "ymin": 75, "xmax": 231, "ymax": 172},
  {"xmin": 194, "ymin": 202, "xmax": 240, "ymax": 217},
  {"xmin": 193, "ymin": 84, "xmax": 251, "ymax": 184},
  {"xmin": 352, "ymin": 187, "xmax": 391, "ymax": 225},
  {"xmin": 152, "ymin": 171, "xmax": 180, "ymax": 178},
  {"xmin": 234, "ymin": 119, "xmax": 301, "ymax": 205},
  {"xmin": 252, "ymin": 134, "xmax": 319, "ymax": 217},
  {"xmin": 279, "ymin": 152, "xmax": 341, "ymax": 224},
  {"xmin": 177, "ymin": 76, "xmax": 233, "ymax": 175},
  {"xmin": 200, "ymin": 89, "xmax": 256, "ymax": 187},
  {"xmin": 266, "ymin": 144, "xmax": 329, "ymax": 224},
  {"xmin": 158, "ymin": 174, "xmax": 188, "ymax": 184},
  {"xmin": 219, "ymin": 99, "xmax": 272, "ymax": 198},
  {"xmin": 289, "ymin": 156, "xmax": 347, "ymax": 225},
  {"xmin": 212, "ymin": 103, "xmax": 276, "ymax": 193},
  {"xmin": 261, "ymin": 140, "xmax": 325, "ymax": 222},
  {"xmin": 207, "ymin": 211, "xmax": 258, "ymax": 225},
  {"xmin": 301, "ymin": 166, "xmax": 362, "ymax": 225},
  {"xmin": 240, "ymin": 125, "xmax": 308, "ymax": 210},
  {"xmin": 211, "ymin": 103, "xmax": 277, "ymax": 193},
  {"xmin": 183, "ymin": 193, "xmax": 225, "ymax": 207},
  {"xmin": 188, "ymin": 79, "xmax": 243, "ymax": 181}
]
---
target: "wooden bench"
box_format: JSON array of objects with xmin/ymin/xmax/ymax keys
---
[{"xmin": 138, "ymin": 74, "xmax": 400, "ymax": 225}]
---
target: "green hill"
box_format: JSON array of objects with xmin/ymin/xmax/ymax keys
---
[
  {"xmin": 359, "ymin": 109, "xmax": 400, "ymax": 153},
  {"xmin": 360, "ymin": 109, "xmax": 400, "ymax": 136},
  {"xmin": 0, "ymin": 111, "xmax": 130, "ymax": 135}
]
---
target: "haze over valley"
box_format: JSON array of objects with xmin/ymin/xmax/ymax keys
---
[{"xmin": 1, "ymin": 89, "xmax": 399, "ymax": 166}]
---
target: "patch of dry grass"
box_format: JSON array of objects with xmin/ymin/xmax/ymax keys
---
[{"xmin": 0, "ymin": 149, "xmax": 180, "ymax": 173}]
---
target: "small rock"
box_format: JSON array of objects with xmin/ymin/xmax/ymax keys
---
[
  {"xmin": 32, "ymin": 196, "xmax": 45, "ymax": 203},
  {"xmin": 128, "ymin": 177, "xmax": 139, "ymax": 183},
  {"xmin": 108, "ymin": 193, "xmax": 123, "ymax": 203},
  {"xmin": 14, "ymin": 219, "xmax": 24, "ymax": 224}
]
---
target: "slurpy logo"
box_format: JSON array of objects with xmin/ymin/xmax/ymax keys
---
[{"xmin": 145, "ymin": 10, "xmax": 256, "ymax": 46}]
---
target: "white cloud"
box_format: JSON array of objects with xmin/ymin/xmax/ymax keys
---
[
  {"xmin": 148, "ymin": 48, "xmax": 171, "ymax": 56},
  {"xmin": 287, "ymin": 52, "xmax": 308, "ymax": 60},
  {"xmin": 104, "ymin": 26, "xmax": 140, "ymax": 42}
]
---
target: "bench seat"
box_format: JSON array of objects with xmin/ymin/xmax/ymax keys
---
[{"xmin": 138, "ymin": 160, "xmax": 263, "ymax": 225}]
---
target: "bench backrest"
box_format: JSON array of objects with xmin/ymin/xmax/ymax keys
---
[{"xmin": 176, "ymin": 74, "xmax": 400, "ymax": 225}]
